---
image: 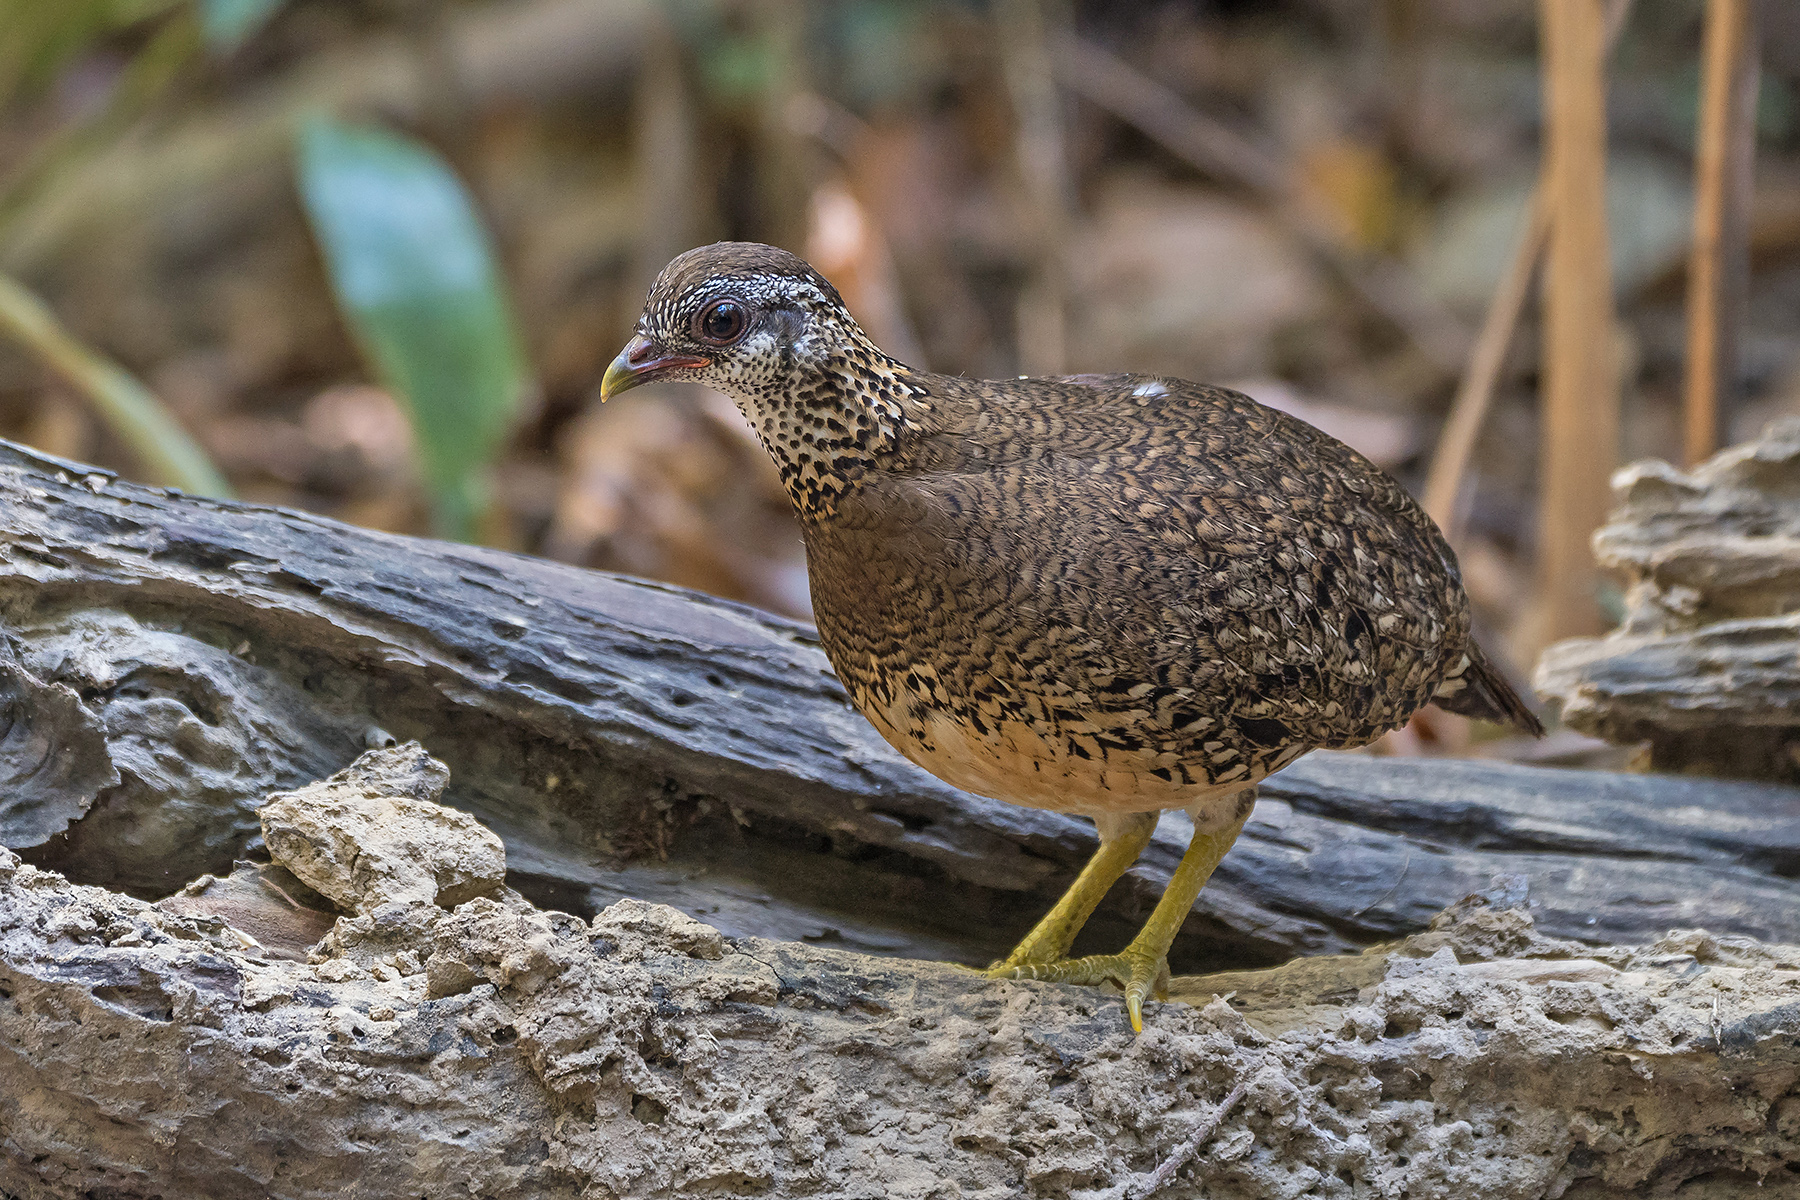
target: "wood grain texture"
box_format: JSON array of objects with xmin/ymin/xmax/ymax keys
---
[
  {"xmin": 1538, "ymin": 418, "xmax": 1800, "ymax": 780},
  {"xmin": 3, "ymin": 439, "xmax": 1800, "ymax": 974}
]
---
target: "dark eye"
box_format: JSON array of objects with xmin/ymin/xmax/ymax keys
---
[{"xmin": 694, "ymin": 299, "xmax": 748, "ymax": 346}]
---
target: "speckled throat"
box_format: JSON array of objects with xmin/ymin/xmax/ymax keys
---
[{"xmin": 722, "ymin": 327, "xmax": 928, "ymax": 520}]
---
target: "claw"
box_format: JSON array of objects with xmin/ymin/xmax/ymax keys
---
[
  {"xmin": 984, "ymin": 949, "xmax": 1168, "ymax": 1033},
  {"xmin": 1125, "ymin": 950, "xmax": 1161, "ymax": 1033}
]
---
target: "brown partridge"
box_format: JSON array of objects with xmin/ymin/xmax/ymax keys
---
[{"xmin": 603, "ymin": 242, "xmax": 1542, "ymax": 1030}]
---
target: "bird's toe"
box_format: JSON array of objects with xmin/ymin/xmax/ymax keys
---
[{"xmin": 984, "ymin": 946, "xmax": 1172, "ymax": 1033}]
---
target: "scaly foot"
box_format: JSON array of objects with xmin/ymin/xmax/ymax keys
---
[
  {"xmin": 989, "ymin": 811, "xmax": 1159, "ymax": 970},
  {"xmin": 984, "ymin": 795, "xmax": 1254, "ymax": 1032},
  {"xmin": 986, "ymin": 946, "xmax": 1172, "ymax": 1032}
]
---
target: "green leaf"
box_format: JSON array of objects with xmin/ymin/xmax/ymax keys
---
[
  {"xmin": 195, "ymin": 0, "xmax": 284, "ymax": 52},
  {"xmin": 296, "ymin": 118, "xmax": 528, "ymax": 541}
]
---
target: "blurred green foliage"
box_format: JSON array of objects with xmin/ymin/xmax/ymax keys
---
[
  {"xmin": 678, "ymin": 0, "xmax": 945, "ymax": 110},
  {"xmin": 0, "ymin": 0, "xmax": 182, "ymax": 101},
  {"xmin": 297, "ymin": 118, "xmax": 528, "ymax": 542},
  {"xmin": 0, "ymin": 272, "xmax": 231, "ymax": 497},
  {"xmin": 0, "ymin": 0, "xmax": 226, "ymax": 496},
  {"xmin": 196, "ymin": 0, "xmax": 286, "ymax": 52}
]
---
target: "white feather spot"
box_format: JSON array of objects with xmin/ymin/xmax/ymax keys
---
[{"xmin": 1132, "ymin": 380, "xmax": 1170, "ymax": 399}]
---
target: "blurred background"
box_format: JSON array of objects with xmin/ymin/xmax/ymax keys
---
[{"xmin": 1, "ymin": 0, "xmax": 1796, "ymax": 762}]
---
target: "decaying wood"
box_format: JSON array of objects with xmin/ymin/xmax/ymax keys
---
[
  {"xmin": 6, "ymin": 746, "xmax": 1800, "ymax": 1199},
  {"xmin": 6, "ymin": 438, "xmax": 1800, "ymax": 974},
  {"xmin": 6, "ymin": 440, "xmax": 1800, "ymax": 1197},
  {"xmin": 1538, "ymin": 418, "xmax": 1800, "ymax": 781}
]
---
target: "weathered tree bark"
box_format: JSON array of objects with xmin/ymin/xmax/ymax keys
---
[
  {"xmin": 6, "ymin": 438, "xmax": 1800, "ymax": 1197},
  {"xmin": 1539, "ymin": 418, "xmax": 1800, "ymax": 781},
  {"xmin": 5, "ymin": 438, "xmax": 1800, "ymax": 971}
]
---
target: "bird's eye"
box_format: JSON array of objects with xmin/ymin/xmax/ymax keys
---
[{"xmin": 694, "ymin": 299, "xmax": 748, "ymax": 346}]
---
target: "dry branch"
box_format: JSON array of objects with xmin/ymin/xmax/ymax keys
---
[
  {"xmin": 1051, "ymin": 36, "xmax": 1472, "ymax": 376},
  {"xmin": 1533, "ymin": 0, "xmax": 1621, "ymax": 652},
  {"xmin": 1421, "ymin": 0, "xmax": 1634, "ymax": 544},
  {"xmin": 1684, "ymin": 0, "xmax": 1762, "ymax": 466},
  {"xmin": 1421, "ymin": 185, "xmax": 1550, "ymax": 541}
]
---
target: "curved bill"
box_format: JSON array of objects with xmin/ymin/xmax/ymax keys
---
[{"xmin": 599, "ymin": 334, "xmax": 711, "ymax": 401}]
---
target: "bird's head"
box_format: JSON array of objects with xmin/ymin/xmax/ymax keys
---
[
  {"xmin": 601, "ymin": 242, "xmax": 857, "ymax": 401},
  {"xmin": 602, "ymin": 242, "xmax": 921, "ymax": 515}
]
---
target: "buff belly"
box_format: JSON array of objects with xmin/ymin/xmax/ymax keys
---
[{"xmin": 857, "ymin": 693, "xmax": 1273, "ymax": 832}]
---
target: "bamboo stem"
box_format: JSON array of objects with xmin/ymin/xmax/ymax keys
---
[
  {"xmin": 1533, "ymin": 0, "xmax": 1618, "ymax": 648},
  {"xmin": 1684, "ymin": 0, "xmax": 1761, "ymax": 466}
]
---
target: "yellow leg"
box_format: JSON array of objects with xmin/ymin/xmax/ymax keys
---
[
  {"xmin": 990, "ymin": 811, "xmax": 1158, "ymax": 969},
  {"xmin": 992, "ymin": 791, "xmax": 1253, "ymax": 1032}
]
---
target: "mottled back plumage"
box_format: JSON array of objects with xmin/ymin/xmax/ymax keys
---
[{"xmin": 614, "ymin": 242, "xmax": 1541, "ymax": 824}]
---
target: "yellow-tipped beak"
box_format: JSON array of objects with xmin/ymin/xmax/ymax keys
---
[{"xmin": 599, "ymin": 334, "xmax": 711, "ymax": 402}]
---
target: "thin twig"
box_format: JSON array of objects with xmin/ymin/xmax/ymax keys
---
[
  {"xmin": 1129, "ymin": 1078, "xmax": 1249, "ymax": 1198},
  {"xmin": 0, "ymin": 272, "xmax": 230, "ymax": 497},
  {"xmin": 1684, "ymin": 0, "xmax": 1761, "ymax": 465},
  {"xmin": 1052, "ymin": 35, "xmax": 1471, "ymax": 375},
  {"xmin": 259, "ymin": 875, "xmax": 305, "ymax": 912},
  {"xmin": 1422, "ymin": 185, "xmax": 1552, "ymax": 539},
  {"xmin": 1051, "ymin": 35, "xmax": 1284, "ymax": 195}
]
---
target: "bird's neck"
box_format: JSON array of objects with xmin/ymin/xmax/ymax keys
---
[{"xmin": 735, "ymin": 340, "xmax": 931, "ymax": 520}]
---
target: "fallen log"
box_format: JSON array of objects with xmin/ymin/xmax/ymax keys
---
[
  {"xmin": 4, "ymin": 438, "xmax": 1800, "ymax": 973},
  {"xmin": 7, "ymin": 439, "xmax": 1800, "ymax": 1198},
  {"xmin": 4, "ymin": 745, "xmax": 1799, "ymax": 1199}
]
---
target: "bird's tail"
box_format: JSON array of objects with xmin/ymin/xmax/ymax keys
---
[{"xmin": 1432, "ymin": 642, "xmax": 1545, "ymax": 736}]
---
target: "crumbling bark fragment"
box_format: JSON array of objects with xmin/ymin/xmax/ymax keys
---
[
  {"xmin": 1539, "ymin": 418, "xmax": 1800, "ymax": 779},
  {"xmin": 259, "ymin": 743, "xmax": 506, "ymax": 912}
]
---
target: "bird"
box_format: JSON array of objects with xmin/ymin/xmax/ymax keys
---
[{"xmin": 601, "ymin": 242, "xmax": 1543, "ymax": 1031}]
